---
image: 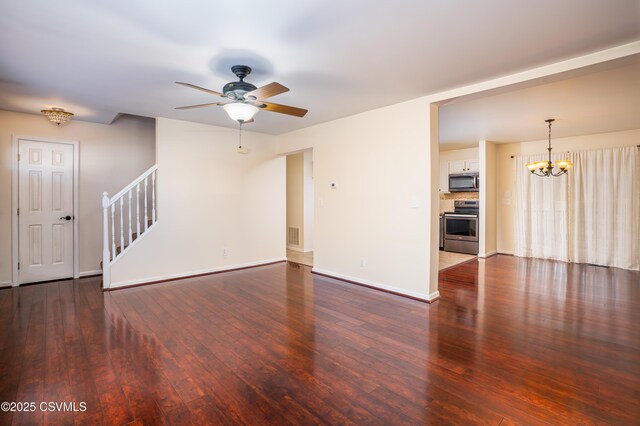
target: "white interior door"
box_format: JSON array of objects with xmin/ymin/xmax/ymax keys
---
[{"xmin": 18, "ymin": 139, "xmax": 74, "ymax": 284}]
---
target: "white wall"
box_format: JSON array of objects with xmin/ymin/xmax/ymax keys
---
[
  {"xmin": 0, "ymin": 110, "xmax": 155, "ymax": 284},
  {"xmin": 277, "ymin": 97, "xmax": 439, "ymax": 301},
  {"xmin": 439, "ymin": 147, "xmax": 479, "ymax": 162},
  {"xmin": 496, "ymin": 128, "xmax": 640, "ymax": 254},
  {"xmin": 303, "ymin": 150, "xmax": 314, "ymax": 251},
  {"xmin": 479, "ymin": 140, "xmax": 497, "ymax": 257},
  {"xmin": 110, "ymin": 118, "xmax": 285, "ymax": 287}
]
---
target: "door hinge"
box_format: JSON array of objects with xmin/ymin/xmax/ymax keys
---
[
  {"xmin": 17, "ymin": 153, "xmax": 20, "ymax": 162},
  {"xmin": 17, "ymin": 262, "xmax": 20, "ymax": 270},
  {"xmin": 17, "ymin": 208, "xmax": 19, "ymax": 216}
]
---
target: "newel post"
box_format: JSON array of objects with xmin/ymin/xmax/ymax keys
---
[{"xmin": 102, "ymin": 192, "xmax": 111, "ymax": 289}]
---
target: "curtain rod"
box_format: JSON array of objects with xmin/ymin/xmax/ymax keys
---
[{"xmin": 511, "ymin": 145, "xmax": 639, "ymax": 158}]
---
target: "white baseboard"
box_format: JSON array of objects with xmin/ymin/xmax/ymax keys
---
[
  {"xmin": 109, "ymin": 257, "xmax": 287, "ymax": 289},
  {"xmin": 478, "ymin": 251, "xmax": 498, "ymax": 258},
  {"xmin": 79, "ymin": 270, "xmax": 102, "ymax": 277},
  {"xmin": 498, "ymin": 250, "xmax": 514, "ymax": 255},
  {"xmin": 0, "ymin": 281, "xmax": 12, "ymax": 288},
  {"xmin": 311, "ymin": 268, "xmax": 439, "ymax": 302},
  {"xmin": 428, "ymin": 291, "xmax": 440, "ymax": 301}
]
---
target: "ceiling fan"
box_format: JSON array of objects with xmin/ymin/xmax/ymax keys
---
[{"xmin": 175, "ymin": 65, "xmax": 308, "ymax": 123}]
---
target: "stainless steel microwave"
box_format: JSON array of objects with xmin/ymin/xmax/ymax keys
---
[{"xmin": 449, "ymin": 172, "xmax": 479, "ymax": 192}]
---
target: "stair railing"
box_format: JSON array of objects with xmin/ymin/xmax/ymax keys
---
[{"xmin": 102, "ymin": 165, "xmax": 157, "ymax": 289}]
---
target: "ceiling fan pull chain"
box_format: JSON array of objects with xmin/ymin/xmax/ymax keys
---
[{"xmin": 239, "ymin": 121, "xmax": 243, "ymax": 148}]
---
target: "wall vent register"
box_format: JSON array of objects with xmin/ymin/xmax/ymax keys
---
[{"xmin": 287, "ymin": 226, "xmax": 300, "ymax": 246}]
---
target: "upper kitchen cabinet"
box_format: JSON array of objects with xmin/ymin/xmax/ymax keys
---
[
  {"xmin": 450, "ymin": 159, "xmax": 479, "ymax": 173},
  {"xmin": 466, "ymin": 159, "xmax": 480, "ymax": 172},
  {"xmin": 449, "ymin": 160, "xmax": 467, "ymax": 174}
]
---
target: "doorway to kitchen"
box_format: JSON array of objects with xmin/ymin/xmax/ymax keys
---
[
  {"xmin": 438, "ymin": 145, "xmax": 480, "ymax": 271},
  {"xmin": 285, "ymin": 149, "xmax": 314, "ymax": 267}
]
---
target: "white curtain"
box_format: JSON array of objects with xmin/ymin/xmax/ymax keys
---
[{"xmin": 515, "ymin": 145, "xmax": 639, "ymax": 270}]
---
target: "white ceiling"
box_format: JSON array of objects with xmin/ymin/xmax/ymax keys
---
[
  {"xmin": 0, "ymin": 0, "xmax": 639, "ymax": 135},
  {"xmin": 439, "ymin": 58, "xmax": 640, "ymax": 150}
]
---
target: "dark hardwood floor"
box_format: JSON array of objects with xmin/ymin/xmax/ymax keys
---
[{"xmin": 0, "ymin": 255, "xmax": 638, "ymax": 425}]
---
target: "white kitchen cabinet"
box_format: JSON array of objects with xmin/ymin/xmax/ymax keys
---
[
  {"xmin": 448, "ymin": 160, "xmax": 467, "ymax": 174},
  {"xmin": 466, "ymin": 159, "xmax": 480, "ymax": 172},
  {"xmin": 450, "ymin": 159, "xmax": 478, "ymax": 173}
]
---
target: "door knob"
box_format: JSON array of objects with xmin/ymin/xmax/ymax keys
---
[{"xmin": 60, "ymin": 215, "xmax": 72, "ymax": 221}]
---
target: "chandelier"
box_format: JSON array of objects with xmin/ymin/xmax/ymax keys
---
[
  {"xmin": 41, "ymin": 107, "xmax": 74, "ymax": 126},
  {"xmin": 526, "ymin": 119, "xmax": 573, "ymax": 177}
]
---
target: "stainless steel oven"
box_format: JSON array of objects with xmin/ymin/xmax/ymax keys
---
[
  {"xmin": 449, "ymin": 172, "xmax": 479, "ymax": 192},
  {"xmin": 444, "ymin": 214, "xmax": 479, "ymax": 242},
  {"xmin": 443, "ymin": 200, "xmax": 479, "ymax": 254}
]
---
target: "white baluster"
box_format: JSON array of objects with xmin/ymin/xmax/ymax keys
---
[
  {"xmin": 144, "ymin": 176, "xmax": 148, "ymax": 231},
  {"xmin": 119, "ymin": 197, "xmax": 124, "ymax": 253},
  {"xmin": 102, "ymin": 192, "xmax": 110, "ymax": 289},
  {"xmin": 111, "ymin": 204, "xmax": 116, "ymax": 257},
  {"xmin": 136, "ymin": 183, "xmax": 141, "ymax": 237},
  {"xmin": 128, "ymin": 190, "xmax": 133, "ymax": 245},
  {"xmin": 152, "ymin": 170, "xmax": 156, "ymax": 223},
  {"xmin": 102, "ymin": 166, "xmax": 157, "ymax": 277}
]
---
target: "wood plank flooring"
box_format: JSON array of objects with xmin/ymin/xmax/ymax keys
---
[{"xmin": 0, "ymin": 255, "xmax": 638, "ymax": 425}]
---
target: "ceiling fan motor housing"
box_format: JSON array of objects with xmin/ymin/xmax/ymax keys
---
[
  {"xmin": 223, "ymin": 65, "xmax": 257, "ymax": 99},
  {"xmin": 223, "ymin": 81, "xmax": 257, "ymax": 97}
]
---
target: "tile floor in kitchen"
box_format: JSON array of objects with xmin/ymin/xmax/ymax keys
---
[{"xmin": 439, "ymin": 250, "xmax": 476, "ymax": 270}]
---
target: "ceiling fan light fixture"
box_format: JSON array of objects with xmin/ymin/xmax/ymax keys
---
[{"xmin": 223, "ymin": 102, "xmax": 259, "ymax": 122}]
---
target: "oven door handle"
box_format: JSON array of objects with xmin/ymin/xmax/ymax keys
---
[
  {"xmin": 445, "ymin": 214, "xmax": 478, "ymax": 219},
  {"xmin": 474, "ymin": 175, "xmax": 479, "ymax": 189}
]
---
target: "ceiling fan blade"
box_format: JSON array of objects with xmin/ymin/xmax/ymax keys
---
[
  {"xmin": 175, "ymin": 81, "xmax": 225, "ymax": 97},
  {"xmin": 175, "ymin": 102, "xmax": 227, "ymax": 110},
  {"xmin": 246, "ymin": 82, "xmax": 289, "ymax": 100},
  {"xmin": 259, "ymin": 101, "xmax": 308, "ymax": 117}
]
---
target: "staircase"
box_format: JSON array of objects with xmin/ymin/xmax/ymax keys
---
[{"xmin": 102, "ymin": 165, "xmax": 157, "ymax": 289}]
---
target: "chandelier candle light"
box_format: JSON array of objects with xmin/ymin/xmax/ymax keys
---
[
  {"xmin": 41, "ymin": 107, "xmax": 74, "ymax": 125},
  {"xmin": 526, "ymin": 119, "xmax": 573, "ymax": 177}
]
